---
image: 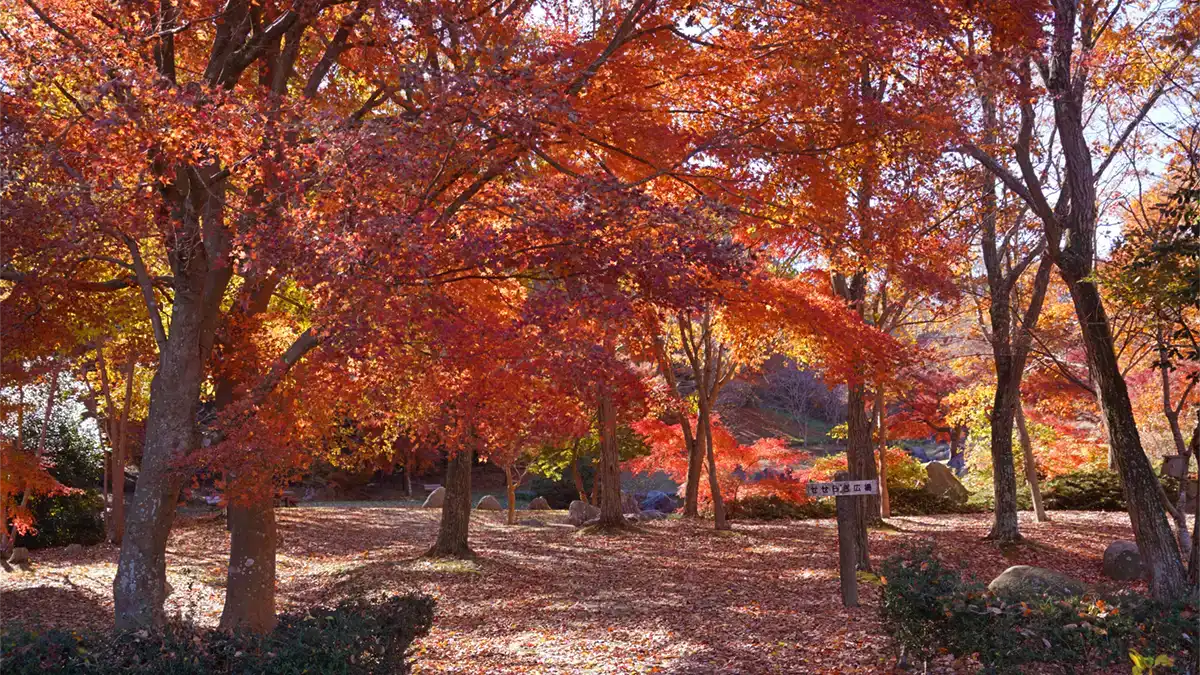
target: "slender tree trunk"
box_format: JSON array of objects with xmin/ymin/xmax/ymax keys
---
[
  {"xmin": 1065, "ymin": 278, "xmax": 1186, "ymax": 599},
  {"xmin": 9, "ymin": 363, "xmax": 62, "ymax": 547},
  {"xmin": 1015, "ymin": 400, "xmax": 1048, "ymax": 523},
  {"xmin": 220, "ymin": 476, "xmax": 277, "ymax": 633},
  {"xmin": 846, "ymin": 382, "xmax": 875, "ymax": 570},
  {"xmin": 1158, "ymin": 327, "xmax": 1193, "ymax": 555},
  {"xmin": 874, "ymin": 388, "xmax": 890, "ymax": 518},
  {"xmin": 699, "ymin": 402, "xmax": 729, "ymax": 530},
  {"xmin": 988, "ymin": 376, "xmax": 1022, "ymax": 542},
  {"xmin": 110, "ymin": 358, "xmax": 135, "ymax": 545},
  {"xmin": 596, "ymin": 388, "xmax": 624, "ymax": 527},
  {"xmin": 683, "ymin": 429, "xmax": 702, "ymax": 517},
  {"xmin": 428, "ymin": 447, "xmax": 474, "ymax": 558},
  {"xmin": 404, "ymin": 446, "xmax": 414, "ymax": 498},
  {"xmin": 505, "ymin": 466, "xmax": 517, "ymax": 526},
  {"xmin": 571, "ymin": 445, "xmax": 587, "ymax": 503}
]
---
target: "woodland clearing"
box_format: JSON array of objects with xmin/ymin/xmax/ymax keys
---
[{"xmin": 0, "ymin": 508, "xmax": 1164, "ymax": 674}]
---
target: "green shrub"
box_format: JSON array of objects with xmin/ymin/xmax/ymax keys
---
[
  {"xmin": 888, "ymin": 487, "xmax": 985, "ymax": 516},
  {"xmin": 879, "ymin": 546, "xmax": 1197, "ymax": 674},
  {"xmin": 1038, "ymin": 470, "xmax": 1187, "ymax": 512},
  {"xmin": 1, "ymin": 593, "xmax": 435, "ymax": 674},
  {"xmin": 15, "ymin": 490, "xmax": 105, "ymax": 549},
  {"xmin": 728, "ymin": 494, "xmax": 833, "ymax": 520}
]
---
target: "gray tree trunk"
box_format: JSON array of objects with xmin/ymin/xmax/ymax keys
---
[{"xmin": 428, "ymin": 448, "xmax": 474, "ymax": 558}]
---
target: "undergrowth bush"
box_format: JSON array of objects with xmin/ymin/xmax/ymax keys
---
[
  {"xmin": 1, "ymin": 592, "xmax": 435, "ymax": 674},
  {"xmin": 879, "ymin": 545, "xmax": 1196, "ymax": 674},
  {"xmin": 728, "ymin": 494, "xmax": 833, "ymax": 520},
  {"xmin": 888, "ymin": 487, "xmax": 985, "ymax": 516},
  {"xmin": 14, "ymin": 490, "xmax": 105, "ymax": 549},
  {"xmin": 1042, "ymin": 470, "xmax": 1181, "ymax": 512}
]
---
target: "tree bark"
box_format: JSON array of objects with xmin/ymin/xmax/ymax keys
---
[
  {"xmin": 683, "ymin": 430, "xmax": 703, "ymax": 517},
  {"xmin": 846, "ymin": 382, "xmax": 875, "ymax": 570},
  {"xmin": 1158, "ymin": 326, "xmax": 1193, "ymax": 555},
  {"xmin": 988, "ymin": 370, "xmax": 1023, "ymax": 542},
  {"xmin": 1065, "ymin": 278, "xmax": 1186, "ymax": 599},
  {"xmin": 427, "ymin": 447, "xmax": 474, "ymax": 558},
  {"xmin": 571, "ymin": 443, "xmax": 588, "ymax": 503},
  {"xmin": 874, "ymin": 387, "xmax": 890, "ymax": 518},
  {"xmin": 700, "ymin": 402, "xmax": 729, "ymax": 530},
  {"xmin": 505, "ymin": 465, "xmax": 517, "ymax": 526},
  {"xmin": 596, "ymin": 388, "xmax": 625, "ymax": 527},
  {"xmin": 110, "ymin": 357, "xmax": 135, "ymax": 545},
  {"xmin": 1015, "ymin": 400, "xmax": 1048, "ymax": 523},
  {"xmin": 219, "ymin": 477, "xmax": 277, "ymax": 633}
]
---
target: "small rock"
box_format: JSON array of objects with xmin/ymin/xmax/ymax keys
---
[
  {"xmin": 476, "ymin": 495, "xmax": 502, "ymax": 511},
  {"xmin": 581, "ymin": 517, "xmax": 600, "ymax": 527},
  {"xmin": 1102, "ymin": 540, "xmax": 1145, "ymax": 581},
  {"xmin": 621, "ymin": 492, "xmax": 641, "ymax": 514},
  {"xmin": 988, "ymin": 565, "xmax": 1085, "ymax": 600},
  {"xmin": 528, "ymin": 496, "xmax": 552, "ymax": 511},
  {"xmin": 422, "ymin": 487, "xmax": 445, "ymax": 508},
  {"xmin": 567, "ymin": 500, "xmax": 601, "ymax": 526},
  {"xmin": 923, "ymin": 461, "xmax": 969, "ymax": 503},
  {"xmin": 518, "ymin": 518, "xmax": 545, "ymax": 527},
  {"xmin": 641, "ymin": 490, "xmax": 675, "ymax": 513},
  {"xmin": 64, "ymin": 543, "xmax": 84, "ymax": 555},
  {"xmin": 8, "ymin": 547, "xmax": 29, "ymax": 564},
  {"xmin": 638, "ymin": 510, "xmax": 668, "ymax": 520}
]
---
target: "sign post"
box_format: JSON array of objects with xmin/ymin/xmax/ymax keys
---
[{"xmin": 806, "ymin": 471, "xmax": 879, "ymax": 607}]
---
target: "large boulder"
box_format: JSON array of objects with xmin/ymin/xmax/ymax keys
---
[
  {"xmin": 641, "ymin": 490, "xmax": 675, "ymax": 513},
  {"xmin": 1102, "ymin": 540, "xmax": 1145, "ymax": 581},
  {"xmin": 476, "ymin": 495, "xmax": 502, "ymax": 511},
  {"xmin": 621, "ymin": 492, "xmax": 641, "ymax": 514},
  {"xmin": 528, "ymin": 496, "xmax": 552, "ymax": 511},
  {"xmin": 8, "ymin": 547, "xmax": 29, "ymax": 564},
  {"xmin": 923, "ymin": 461, "xmax": 969, "ymax": 503},
  {"xmin": 635, "ymin": 510, "xmax": 668, "ymax": 521},
  {"xmin": 567, "ymin": 500, "xmax": 601, "ymax": 526},
  {"xmin": 64, "ymin": 543, "xmax": 84, "ymax": 555},
  {"xmin": 988, "ymin": 565, "xmax": 1085, "ymax": 600},
  {"xmin": 422, "ymin": 487, "xmax": 445, "ymax": 508}
]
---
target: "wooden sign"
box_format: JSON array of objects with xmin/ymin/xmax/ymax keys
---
[{"xmin": 806, "ymin": 479, "xmax": 879, "ymax": 498}]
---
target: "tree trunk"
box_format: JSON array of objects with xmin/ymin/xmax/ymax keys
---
[
  {"xmin": 683, "ymin": 429, "xmax": 702, "ymax": 517},
  {"xmin": 699, "ymin": 402, "xmax": 729, "ymax": 531},
  {"xmin": 1015, "ymin": 400, "xmax": 1048, "ymax": 523},
  {"xmin": 1158, "ymin": 327, "xmax": 1193, "ymax": 555},
  {"xmin": 988, "ymin": 381, "xmax": 1022, "ymax": 542},
  {"xmin": 8, "ymin": 365, "xmax": 61, "ymax": 548},
  {"xmin": 1065, "ymin": 278, "xmax": 1186, "ymax": 599},
  {"xmin": 403, "ymin": 446, "xmax": 413, "ymax": 498},
  {"xmin": 220, "ymin": 479, "xmax": 277, "ymax": 633},
  {"xmin": 596, "ymin": 389, "xmax": 625, "ymax": 527},
  {"xmin": 846, "ymin": 382, "xmax": 875, "ymax": 570},
  {"xmin": 505, "ymin": 466, "xmax": 517, "ymax": 526},
  {"xmin": 571, "ymin": 446, "xmax": 588, "ymax": 503},
  {"xmin": 874, "ymin": 388, "xmax": 890, "ymax": 518},
  {"xmin": 110, "ymin": 358, "xmax": 135, "ymax": 545},
  {"xmin": 428, "ymin": 447, "xmax": 474, "ymax": 558}
]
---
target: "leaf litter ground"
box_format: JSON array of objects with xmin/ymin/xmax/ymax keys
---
[{"xmin": 0, "ymin": 509, "xmax": 1164, "ymax": 673}]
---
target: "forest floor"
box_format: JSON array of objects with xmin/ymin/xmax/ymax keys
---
[{"xmin": 0, "ymin": 508, "xmax": 1169, "ymax": 674}]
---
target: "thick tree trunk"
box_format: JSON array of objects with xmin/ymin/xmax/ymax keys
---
[
  {"xmin": 699, "ymin": 403, "xmax": 729, "ymax": 530},
  {"xmin": 1066, "ymin": 279, "xmax": 1186, "ymax": 599},
  {"xmin": 505, "ymin": 466, "xmax": 517, "ymax": 526},
  {"xmin": 220, "ymin": 481, "xmax": 277, "ymax": 633},
  {"xmin": 988, "ymin": 372, "xmax": 1022, "ymax": 542},
  {"xmin": 874, "ymin": 388, "xmax": 890, "ymax": 518},
  {"xmin": 428, "ymin": 447, "xmax": 474, "ymax": 558},
  {"xmin": 596, "ymin": 389, "xmax": 625, "ymax": 527},
  {"xmin": 846, "ymin": 383, "xmax": 875, "ymax": 570},
  {"xmin": 1015, "ymin": 401, "xmax": 1048, "ymax": 523}
]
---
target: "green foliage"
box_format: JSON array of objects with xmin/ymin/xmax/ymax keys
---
[
  {"xmin": 879, "ymin": 546, "xmax": 1197, "ymax": 674},
  {"xmin": 728, "ymin": 494, "xmax": 833, "ymax": 520},
  {"xmin": 24, "ymin": 416, "xmax": 103, "ymax": 489},
  {"xmin": 0, "ymin": 593, "xmax": 435, "ymax": 674},
  {"xmin": 888, "ymin": 488, "xmax": 985, "ymax": 516},
  {"xmin": 1042, "ymin": 470, "xmax": 1183, "ymax": 512},
  {"xmin": 14, "ymin": 490, "xmax": 105, "ymax": 549}
]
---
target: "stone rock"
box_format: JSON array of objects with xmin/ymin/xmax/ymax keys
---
[
  {"xmin": 476, "ymin": 495, "xmax": 502, "ymax": 511},
  {"xmin": 518, "ymin": 518, "xmax": 545, "ymax": 527},
  {"xmin": 641, "ymin": 490, "xmax": 675, "ymax": 513},
  {"xmin": 988, "ymin": 565, "xmax": 1085, "ymax": 600},
  {"xmin": 422, "ymin": 487, "xmax": 445, "ymax": 508},
  {"xmin": 528, "ymin": 496, "xmax": 552, "ymax": 511},
  {"xmin": 64, "ymin": 543, "xmax": 84, "ymax": 555},
  {"xmin": 923, "ymin": 461, "xmax": 969, "ymax": 503},
  {"xmin": 582, "ymin": 517, "xmax": 601, "ymax": 527},
  {"xmin": 621, "ymin": 492, "xmax": 641, "ymax": 514},
  {"xmin": 7, "ymin": 547, "xmax": 29, "ymax": 564},
  {"xmin": 637, "ymin": 510, "xmax": 668, "ymax": 521},
  {"xmin": 567, "ymin": 500, "xmax": 601, "ymax": 526},
  {"xmin": 1102, "ymin": 540, "xmax": 1145, "ymax": 581}
]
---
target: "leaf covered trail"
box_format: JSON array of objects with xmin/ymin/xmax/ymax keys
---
[{"xmin": 0, "ymin": 509, "xmax": 1150, "ymax": 673}]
